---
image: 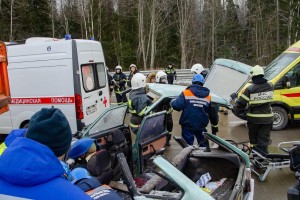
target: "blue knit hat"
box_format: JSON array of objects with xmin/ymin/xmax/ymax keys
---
[
  {"xmin": 68, "ymin": 138, "xmax": 95, "ymax": 159},
  {"xmin": 26, "ymin": 108, "xmax": 72, "ymax": 157}
]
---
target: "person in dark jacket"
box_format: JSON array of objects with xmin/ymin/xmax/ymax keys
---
[
  {"xmin": 232, "ymin": 65, "xmax": 274, "ymax": 153},
  {"xmin": 0, "ymin": 108, "xmax": 91, "ymax": 200},
  {"xmin": 106, "ymin": 67, "xmax": 114, "ymax": 95},
  {"xmin": 113, "ymin": 65, "xmax": 128, "ymax": 104},
  {"xmin": 128, "ymin": 73, "xmax": 152, "ymax": 134},
  {"xmin": 71, "ymin": 167, "xmax": 122, "ymax": 200},
  {"xmin": 171, "ymin": 74, "xmax": 218, "ymax": 146},
  {"xmin": 127, "ymin": 64, "xmax": 138, "ymax": 87},
  {"xmin": 165, "ymin": 64, "xmax": 176, "ymax": 84},
  {"xmin": 155, "ymin": 70, "xmax": 173, "ymax": 146},
  {"xmin": 191, "ymin": 63, "xmax": 220, "ymax": 132}
]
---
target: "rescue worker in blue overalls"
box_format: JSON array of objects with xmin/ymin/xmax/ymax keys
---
[
  {"xmin": 128, "ymin": 73, "xmax": 152, "ymax": 134},
  {"xmin": 171, "ymin": 74, "xmax": 219, "ymax": 146},
  {"xmin": 190, "ymin": 63, "xmax": 219, "ymax": 135},
  {"xmin": 155, "ymin": 70, "xmax": 173, "ymax": 146},
  {"xmin": 113, "ymin": 66, "xmax": 128, "ymax": 104},
  {"xmin": 231, "ymin": 65, "xmax": 274, "ymax": 153}
]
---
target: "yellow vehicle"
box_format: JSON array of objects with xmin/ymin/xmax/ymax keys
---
[{"xmin": 240, "ymin": 41, "xmax": 300, "ymax": 130}]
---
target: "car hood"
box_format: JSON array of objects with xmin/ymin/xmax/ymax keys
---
[{"xmin": 146, "ymin": 83, "xmax": 228, "ymax": 115}]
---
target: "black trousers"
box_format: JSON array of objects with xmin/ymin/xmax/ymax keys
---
[
  {"xmin": 115, "ymin": 92, "xmax": 127, "ymax": 104},
  {"xmin": 167, "ymin": 75, "xmax": 174, "ymax": 84},
  {"xmin": 247, "ymin": 121, "xmax": 272, "ymax": 147}
]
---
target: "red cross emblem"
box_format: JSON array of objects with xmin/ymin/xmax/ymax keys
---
[{"xmin": 103, "ymin": 96, "xmax": 107, "ymax": 107}]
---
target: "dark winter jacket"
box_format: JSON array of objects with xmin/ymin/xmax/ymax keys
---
[
  {"xmin": 127, "ymin": 71, "xmax": 138, "ymax": 87},
  {"xmin": 128, "ymin": 87, "xmax": 152, "ymax": 126},
  {"xmin": 171, "ymin": 84, "xmax": 218, "ymax": 131},
  {"xmin": 113, "ymin": 72, "xmax": 127, "ymax": 92},
  {"xmin": 236, "ymin": 76, "xmax": 274, "ymax": 124},
  {"xmin": 0, "ymin": 137, "xmax": 91, "ymax": 200},
  {"xmin": 165, "ymin": 67, "xmax": 176, "ymax": 78}
]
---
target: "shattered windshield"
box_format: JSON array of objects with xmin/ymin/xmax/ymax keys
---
[
  {"xmin": 88, "ymin": 106, "xmax": 127, "ymax": 136},
  {"xmin": 139, "ymin": 112, "xmax": 166, "ymax": 141},
  {"xmin": 264, "ymin": 53, "xmax": 299, "ymax": 80}
]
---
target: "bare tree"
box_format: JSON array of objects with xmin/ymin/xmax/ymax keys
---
[
  {"xmin": 10, "ymin": 0, "xmax": 14, "ymax": 41},
  {"xmin": 177, "ymin": 0, "xmax": 193, "ymax": 69},
  {"xmin": 137, "ymin": 0, "xmax": 148, "ymax": 70}
]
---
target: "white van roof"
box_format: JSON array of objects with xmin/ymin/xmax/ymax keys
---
[{"xmin": 25, "ymin": 37, "xmax": 60, "ymax": 44}]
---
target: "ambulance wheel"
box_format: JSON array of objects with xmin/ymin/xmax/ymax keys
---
[
  {"xmin": 20, "ymin": 120, "xmax": 30, "ymax": 128},
  {"xmin": 272, "ymin": 106, "xmax": 288, "ymax": 131}
]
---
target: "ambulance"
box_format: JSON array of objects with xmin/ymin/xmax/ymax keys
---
[
  {"xmin": 0, "ymin": 37, "xmax": 110, "ymax": 134},
  {"xmin": 205, "ymin": 41, "xmax": 300, "ymax": 130}
]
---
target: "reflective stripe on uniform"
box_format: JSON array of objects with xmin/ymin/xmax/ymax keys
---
[
  {"xmin": 249, "ymin": 99, "xmax": 273, "ymax": 105},
  {"xmin": 130, "ymin": 123, "xmax": 139, "ymax": 128},
  {"xmin": 167, "ymin": 107, "xmax": 173, "ymax": 114},
  {"xmin": 247, "ymin": 113, "xmax": 274, "ymax": 117},
  {"xmin": 138, "ymin": 106, "xmax": 148, "ymax": 116},
  {"xmin": 0, "ymin": 142, "xmax": 7, "ymax": 156},
  {"xmin": 211, "ymin": 124, "xmax": 218, "ymax": 127},
  {"xmin": 183, "ymin": 89, "xmax": 211, "ymax": 108},
  {"xmin": 128, "ymin": 99, "xmax": 136, "ymax": 114},
  {"xmin": 241, "ymin": 94, "xmax": 249, "ymax": 101}
]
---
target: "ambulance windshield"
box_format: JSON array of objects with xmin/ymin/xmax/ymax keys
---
[{"xmin": 264, "ymin": 53, "xmax": 300, "ymax": 81}]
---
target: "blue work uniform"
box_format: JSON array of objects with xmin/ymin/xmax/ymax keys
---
[
  {"xmin": 171, "ymin": 84, "xmax": 218, "ymax": 146},
  {"xmin": 0, "ymin": 137, "xmax": 91, "ymax": 200}
]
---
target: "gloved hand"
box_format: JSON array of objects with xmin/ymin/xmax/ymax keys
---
[
  {"xmin": 211, "ymin": 126, "xmax": 218, "ymax": 135},
  {"xmin": 230, "ymin": 93, "xmax": 237, "ymax": 99}
]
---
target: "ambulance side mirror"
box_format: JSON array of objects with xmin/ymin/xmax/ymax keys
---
[{"xmin": 275, "ymin": 76, "xmax": 291, "ymax": 89}]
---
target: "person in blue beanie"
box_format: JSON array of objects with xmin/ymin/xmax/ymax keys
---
[
  {"xmin": 0, "ymin": 108, "xmax": 91, "ymax": 200},
  {"xmin": 0, "ymin": 128, "xmax": 27, "ymax": 155},
  {"xmin": 171, "ymin": 74, "xmax": 219, "ymax": 146},
  {"xmin": 68, "ymin": 138, "xmax": 99, "ymax": 168}
]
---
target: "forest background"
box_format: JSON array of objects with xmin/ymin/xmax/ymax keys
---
[{"xmin": 0, "ymin": 0, "xmax": 299, "ymax": 71}]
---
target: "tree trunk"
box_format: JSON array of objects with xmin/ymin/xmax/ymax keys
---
[
  {"xmin": 50, "ymin": 0, "xmax": 55, "ymax": 38},
  {"xmin": 149, "ymin": 1, "xmax": 156, "ymax": 70},
  {"xmin": 137, "ymin": 0, "xmax": 147, "ymax": 70},
  {"xmin": 10, "ymin": 0, "xmax": 13, "ymax": 41}
]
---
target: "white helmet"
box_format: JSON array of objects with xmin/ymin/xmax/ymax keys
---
[
  {"xmin": 250, "ymin": 65, "xmax": 264, "ymax": 77},
  {"xmin": 191, "ymin": 63, "xmax": 204, "ymax": 74},
  {"xmin": 115, "ymin": 65, "xmax": 122, "ymax": 70},
  {"xmin": 131, "ymin": 73, "xmax": 146, "ymax": 90},
  {"xmin": 130, "ymin": 64, "xmax": 137, "ymax": 69},
  {"xmin": 156, "ymin": 71, "xmax": 167, "ymax": 83}
]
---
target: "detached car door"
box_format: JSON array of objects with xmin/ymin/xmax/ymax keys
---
[{"xmin": 204, "ymin": 59, "xmax": 252, "ymax": 107}]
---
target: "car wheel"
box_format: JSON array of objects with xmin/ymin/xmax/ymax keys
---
[
  {"xmin": 272, "ymin": 106, "xmax": 288, "ymax": 131},
  {"xmin": 20, "ymin": 120, "xmax": 30, "ymax": 128}
]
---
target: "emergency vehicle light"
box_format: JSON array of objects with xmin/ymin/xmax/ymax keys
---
[{"xmin": 65, "ymin": 34, "xmax": 72, "ymax": 40}]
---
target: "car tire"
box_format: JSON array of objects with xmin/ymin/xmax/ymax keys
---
[
  {"xmin": 272, "ymin": 106, "xmax": 288, "ymax": 131},
  {"xmin": 20, "ymin": 120, "xmax": 30, "ymax": 128}
]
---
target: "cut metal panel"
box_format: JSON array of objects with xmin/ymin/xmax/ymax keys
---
[{"xmin": 204, "ymin": 59, "xmax": 251, "ymax": 103}]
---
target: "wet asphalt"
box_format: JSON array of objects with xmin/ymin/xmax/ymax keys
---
[{"xmin": 167, "ymin": 109, "xmax": 300, "ymax": 200}]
